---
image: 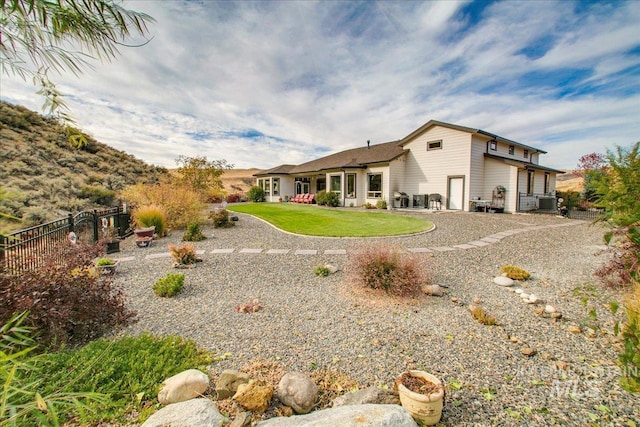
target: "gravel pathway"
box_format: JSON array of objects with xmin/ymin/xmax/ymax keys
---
[{"xmin": 110, "ymin": 210, "xmax": 640, "ymax": 426}]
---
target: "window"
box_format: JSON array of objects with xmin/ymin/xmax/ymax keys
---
[
  {"xmin": 544, "ymin": 173, "xmax": 550, "ymax": 194},
  {"xmin": 273, "ymin": 178, "xmax": 280, "ymax": 196},
  {"xmin": 489, "ymin": 140, "xmax": 497, "ymax": 151},
  {"xmin": 330, "ymin": 175, "xmax": 341, "ymax": 198},
  {"xmin": 264, "ymin": 178, "xmax": 271, "ymax": 195},
  {"xmin": 509, "ymin": 145, "xmax": 514, "ymax": 155},
  {"xmin": 346, "ymin": 173, "xmax": 356, "ymax": 198},
  {"xmin": 527, "ymin": 170, "xmax": 535, "ymax": 194},
  {"xmin": 427, "ymin": 140, "xmax": 442, "ymax": 151},
  {"xmin": 316, "ymin": 177, "xmax": 326, "ymax": 192},
  {"xmin": 367, "ymin": 173, "xmax": 382, "ymax": 198},
  {"xmin": 524, "ymin": 149, "xmax": 529, "ymax": 159}
]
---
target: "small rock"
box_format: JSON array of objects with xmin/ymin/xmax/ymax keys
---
[
  {"xmin": 551, "ymin": 312, "xmax": 563, "ymax": 319},
  {"xmin": 568, "ymin": 325, "xmax": 582, "ymax": 334},
  {"xmin": 450, "ymin": 297, "xmax": 458, "ymax": 303},
  {"xmin": 276, "ymin": 372, "xmax": 318, "ymax": 415},
  {"xmin": 521, "ymin": 346, "xmax": 537, "ymax": 357},
  {"xmin": 158, "ymin": 369, "xmax": 210, "ymax": 405},
  {"xmin": 541, "ymin": 352, "xmax": 554, "ymax": 360},
  {"xmin": 544, "ymin": 304, "xmax": 556, "ymax": 314},
  {"xmin": 332, "ymin": 386, "xmax": 399, "ymax": 407},
  {"xmin": 472, "ymin": 296, "xmax": 482, "ymax": 304},
  {"xmin": 422, "ymin": 284, "xmax": 444, "ymax": 296},
  {"xmin": 585, "ymin": 328, "xmax": 597, "ymax": 338},
  {"xmin": 493, "ymin": 276, "xmax": 514, "ymax": 287},
  {"xmin": 141, "ymin": 399, "xmax": 227, "ymax": 427},
  {"xmin": 533, "ymin": 307, "xmax": 545, "ymax": 316},
  {"xmin": 326, "ymin": 264, "xmax": 338, "ymax": 274},
  {"xmin": 256, "ymin": 404, "xmax": 416, "ymax": 427},
  {"xmin": 234, "ymin": 381, "xmax": 273, "ymax": 413},
  {"xmin": 228, "ymin": 411, "xmax": 251, "ymax": 427},
  {"xmin": 515, "ymin": 288, "xmax": 524, "ymax": 294},
  {"xmin": 528, "ymin": 294, "xmax": 543, "ymax": 304},
  {"xmin": 216, "ymin": 370, "xmax": 251, "ymax": 400},
  {"xmin": 555, "ymin": 361, "xmax": 569, "ymax": 370},
  {"xmin": 509, "ymin": 336, "xmax": 519, "ymax": 343}
]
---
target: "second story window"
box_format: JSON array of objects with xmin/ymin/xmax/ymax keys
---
[
  {"xmin": 524, "ymin": 149, "xmax": 529, "ymax": 159},
  {"xmin": 509, "ymin": 145, "xmax": 514, "ymax": 155},
  {"xmin": 489, "ymin": 140, "xmax": 497, "ymax": 151}
]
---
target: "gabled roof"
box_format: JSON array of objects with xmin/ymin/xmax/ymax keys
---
[
  {"xmin": 253, "ymin": 164, "xmax": 296, "ymax": 176},
  {"xmin": 484, "ymin": 153, "xmax": 564, "ymax": 174},
  {"xmin": 399, "ymin": 120, "xmax": 547, "ymax": 154},
  {"xmin": 285, "ymin": 140, "xmax": 406, "ymax": 174}
]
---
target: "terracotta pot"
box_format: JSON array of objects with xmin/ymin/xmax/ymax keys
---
[{"xmin": 396, "ymin": 370, "xmax": 444, "ymax": 425}]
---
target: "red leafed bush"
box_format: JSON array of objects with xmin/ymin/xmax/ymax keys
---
[
  {"xmin": 347, "ymin": 245, "xmax": 431, "ymax": 297},
  {"xmin": 226, "ymin": 192, "xmax": 243, "ymax": 203},
  {"xmin": 0, "ymin": 242, "xmax": 136, "ymax": 348}
]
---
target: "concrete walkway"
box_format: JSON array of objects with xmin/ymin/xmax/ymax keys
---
[{"xmin": 113, "ymin": 220, "xmax": 584, "ymax": 263}]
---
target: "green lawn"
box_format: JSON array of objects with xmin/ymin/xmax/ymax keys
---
[{"xmin": 226, "ymin": 203, "xmax": 433, "ymax": 237}]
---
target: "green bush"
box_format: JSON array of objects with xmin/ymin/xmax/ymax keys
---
[
  {"xmin": 133, "ymin": 205, "xmax": 167, "ymax": 237},
  {"xmin": 314, "ymin": 265, "xmax": 331, "ymax": 277},
  {"xmin": 153, "ymin": 273, "xmax": 185, "ymax": 297},
  {"xmin": 376, "ymin": 199, "xmax": 387, "ymax": 210},
  {"xmin": 209, "ymin": 209, "xmax": 235, "ymax": 228},
  {"xmin": 95, "ymin": 257, "xmax": 116, "ymax": 266},
  {"xmin": 316, "ymin": 190, "xmax": 340, "ymax": 207},
  {"xmin": 182, "ymin": 222, "xmax": 206, "ymax": 242},
  {"xmin": 347, "ymin": 245, "xmax": 430, "ymax": 297},
  {"xmin": 30, "ymin": 333, "xmax": 212, "ymax": 424},
  {"xmin": 247, "ymin": 185, "xmax": 265, "ymax": 202},
  {"xmin": 78, "ymin": 185, "xmax": 116, "ymax": 206}
]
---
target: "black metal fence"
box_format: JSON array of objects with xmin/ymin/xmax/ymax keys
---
[{"xmin": 0, "ymin": 206, "xmax": 130, "ymax": 274}]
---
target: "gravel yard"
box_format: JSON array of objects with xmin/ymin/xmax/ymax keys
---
[{"xmin": 111, "ymin": 210, "xmax": 640, "ymax": 426}]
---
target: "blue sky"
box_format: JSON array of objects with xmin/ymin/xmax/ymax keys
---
[{"xmin": 2, "ymin": 0, "xmax": 639, "ymax": 170}]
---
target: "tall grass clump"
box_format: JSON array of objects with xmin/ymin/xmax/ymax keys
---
[
  {"xmin": 121, "ymin": 182, "xmax": 205, "ymax": 229},
  {"xmin": 619, "ymin": 281, "xmax": 640, "ymax": 392},
  {"xmin": 132, "ymin": 205, "xmax": 167, "ymax": 237},
  {"xmin": 346, "ymin": 245, "xmax": 430, "ymax": 297}
]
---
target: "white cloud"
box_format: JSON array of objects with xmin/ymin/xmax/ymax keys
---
[{"xmin": 1, "ymin": 0, "xmax": 638, "ymax": 171}]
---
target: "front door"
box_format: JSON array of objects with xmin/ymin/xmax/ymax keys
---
[{"xmin": 447, "ymin": 176, "xmax": 464, "ymax": 210}]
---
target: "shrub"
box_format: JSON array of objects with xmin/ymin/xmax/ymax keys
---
[
  {"xmin": 182, "ymin": 222, "xmax": 206, "ymax": 242},
  {"xmin": 362, "ymin": 202, "xmax": 376, "ymax": 209},
  {"xmin": 0, "ymin": 242, "xmax": 135, "ymax": 348},
  {"xmin": 470, "ymin": 305, "xmax": 498, "ymax": 326},
  {"xmin": 153, "ymin": 273, "xmax": 185, "ymax": 297},
  {"xmin": 314, "ymin": 265, "xmax": 331, "ymax": 277},
  {"xmin": 500, "ymin": 265, "xmax": 531, "ymax": 280},
  {"xmin": 121, "ymin": 182, "xmax": 205, "ymax": 230},
  {"xmin": 316, "ymin": 190, "xmax": 340, "ymax": 207},
  {"xmin": 347, "ymin": 245, "xmax": 429, "ymax": 297},
  {"xmin": 95, "ymin": 257, "xmax": 116, "ymax": 266},
  {"xmin": 168, "ymin": 243, "xmax": 198, "ymax": 266},
  {"xmin": 209, "ymin": 209, "xmax": 235, "ymax": 228},
  {"xmin": 376, "ymin": 199, "xmax": 387, "ymax": 210},
  {"xmin": 247, "ymin": 185, "xmax": 265, "ymax": 202},
  {"xmin": 619, "ymin": 281, "xmax": 640, "ymax": 392},
  {"xmin": 78, "ymin": 185, "xmax": 116, "ymax": 206},
  {"xmin": 31, "ymin": 333, "xmax": 211, "ymax": 424},
  {"xmin": 133, "ymin": 204, "xmax": 167, "ymax": 237},
  {"xmin": 226, "ymin": 192, "xmax": 243, "ymax": 203}
]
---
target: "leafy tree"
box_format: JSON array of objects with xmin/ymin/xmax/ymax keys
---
[
  {"xmin": 576, "ymin": 152, "xmax": 607, "ymax": 202},
  {"xmin": 175, "ymin": 155, "xmax": 232, "ymax": 199},
  {"xmin": 1, "ymin": 0, "xmax": 154, "ymax": 146}
]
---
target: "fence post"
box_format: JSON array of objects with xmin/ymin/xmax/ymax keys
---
[
  {"xmin": 115, "ymin": 204, "xmax": 122, "ymax": 238},
  {"xmin": 0, "ymin": 235, "xmax": 6, "ymax": 268},
  {"xmin": 68, "ymin": 213, "xmax": 74, "ymax": 233},
  {"xmin": 93, "ymin": 210, "xmax": 99, "ymax": 242}
]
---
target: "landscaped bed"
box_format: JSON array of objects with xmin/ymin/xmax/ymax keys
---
[{"xmin": 227, "ymin": 202, "xmax": 433, "ymax": 237}]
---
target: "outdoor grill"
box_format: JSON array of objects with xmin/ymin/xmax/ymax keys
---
[{"xmin": 394, "ymin": 191, "xmax": 409, "ymax": 208}]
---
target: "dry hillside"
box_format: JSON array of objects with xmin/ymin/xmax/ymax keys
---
[
  {"xmin": 556, "ymin": 172, "xmax": 583, "ymax": 192},
  {"xmin": 221, "ymin": 168, "xmax": 260, "ymax": 193},
  {"xmin": 0, "ymin": 101, "xmax": 167, "ymax": 231}
]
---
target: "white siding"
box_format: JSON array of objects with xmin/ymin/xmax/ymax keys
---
[
  {"xmin": 403, "ymin": 126, "xmax": 472, "ymax": 210},
  {"xmin": 469, "ymin": 136, "xmax": 486, "ymax": 202}
]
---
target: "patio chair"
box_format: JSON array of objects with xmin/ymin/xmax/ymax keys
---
[
  {"xmin": 305, "ymin": 194, "xmax": 315, "ymax": 204},
  {"xmin": 301, "ymin": 194, "xmax": 310, "ymax": 203}
]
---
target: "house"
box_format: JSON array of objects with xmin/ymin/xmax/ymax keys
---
[{"xmin": 254, "ymin": 120, "xmax": 564, "ymax": 213}]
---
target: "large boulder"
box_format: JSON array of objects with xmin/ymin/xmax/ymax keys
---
[
  {"xmin": 141, "ymin": 398, "xmax": 227, "ymax": 427},
  {"xmin": 276, "ymin": 372, "xmax": 318, "ymax": 414},
  {"xmin": 256, "ymin": 404, "xmax": 417, "ymax": 426},
  {"xmin": 158, "ymin": 369, "xmax": 210, "ymax": 405},
  {"xmin": 332, "ymin": 386, "xmax": 400, "ymax": 407},
  {"xmin": 233, "ymin": 381, "xmax": 273, "ymax": 413},
  {"xmin": 216, "ymin": 369, "xmax": 251, "ymax": 399}
]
